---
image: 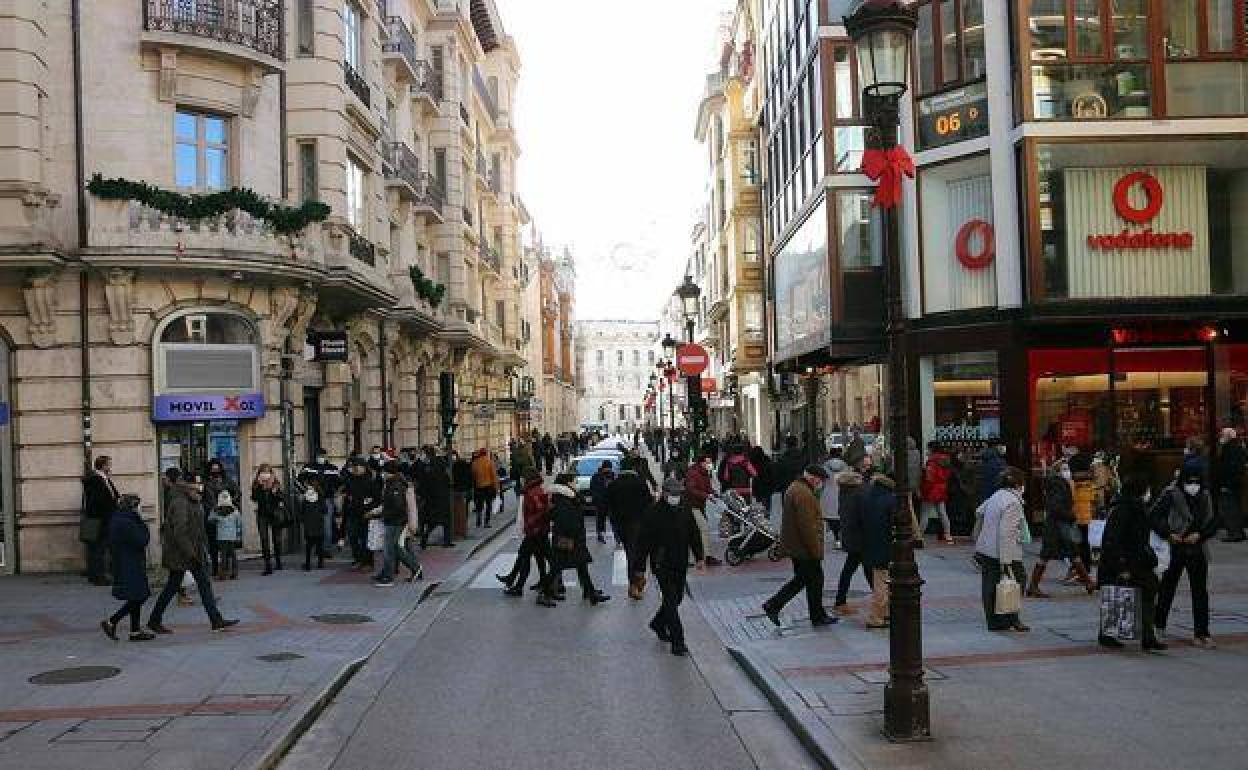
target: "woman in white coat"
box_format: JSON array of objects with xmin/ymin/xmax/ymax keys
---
[{"xmin": 973, "ymin": 466, "xmax": 1030, "ymax": 632}]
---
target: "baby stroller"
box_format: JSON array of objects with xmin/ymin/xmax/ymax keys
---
[{"xmin": 712, "ymin": 491, "xmax": 783, "ymax": 566}]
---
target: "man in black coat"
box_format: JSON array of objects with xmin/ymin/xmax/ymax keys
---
[
  {"xmin": 635, "ymin": 477, "xmax": 705, "ymax": 656},
  {"xmin": 773, "ymin": 434, "xmax": 806, "ymax": 495},
  {"xmin": 606, "ymin": 458, "xmax": 655, "ymax": 599},
  {"xmin": 420, "ymin": 451, "xmax": 454, "ymax": 548},
  {"xmin": 82, "ymin": 455, "xmax": 120, "ymax": 585},
  {"xmin": 1215, "ymin": 427, "xmax": 1247, "ymax": 542},
  {"xmin": 341, "ymin": 459, "xmax": 380, "ymax": 568}
]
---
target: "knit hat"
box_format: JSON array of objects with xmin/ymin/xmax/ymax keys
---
[
  {"xmin": 804, "ymin": 464, "xmax": 830, "ymax": 480},
  {"xmin": 662, "ymin": 477, "xmax": 685, "ymax": 497},
  {"xmin": 217, "ymin": 490, "xmax": 232, "ymax": 506}
]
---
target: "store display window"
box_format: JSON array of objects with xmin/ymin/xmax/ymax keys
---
[
  {"xmin": 1032, "ymin": 139, "xmax": 1248, "ymax": 301},
  {"xmin": 919, "ymin": 352, "xmax": 1001, "ymax": 454},
  {"xmin": 919, "ymin": 154, "xmax": 996, "ymax": 314},
  {"xmin": 1029, "ymin": 348, "xmax": 1113, "ymax": 473}
]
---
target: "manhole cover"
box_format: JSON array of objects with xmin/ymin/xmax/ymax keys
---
[
  {"xmin": 29, "ymin": 666, "xmax": 121, "ymax": 685},
  {"xmin": 256, "ymin": 652, "xmax": 305, "ymax": 662},
  {"xmin": 309, "ymin": 613, "xmax": 373, "ymax": 625}
]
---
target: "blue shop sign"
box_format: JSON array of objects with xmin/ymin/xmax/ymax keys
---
[{"xmin": 153, "ymin": 393, "xmax": 265, "ymax": 422}]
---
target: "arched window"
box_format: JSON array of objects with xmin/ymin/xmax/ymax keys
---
[{"xmin": 154, "ymin": 309, "xmax": 260, "ymax": 394}]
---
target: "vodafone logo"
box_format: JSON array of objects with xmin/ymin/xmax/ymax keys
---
[{"xmin": 1086, "ymin": 171, "xmax": 1193, "ymax": 252}]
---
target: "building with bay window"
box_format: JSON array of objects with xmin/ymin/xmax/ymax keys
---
[{"xmin": 0, "ymin": 0, "xmax": 545, "ymax": 573}]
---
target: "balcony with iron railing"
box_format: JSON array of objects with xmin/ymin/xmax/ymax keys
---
[
  {"xmin": 459, "ymin": 103, "xmax": 471, "ymax": 126},
  {"xmin": 479, "ymin": 243, "xmax": 500, "ymax": 273},
  {"xmin": 344, "ymin": 60, "xmax": 371, "ymax": 108},
  {"xmin": 348, "ymin": 229, "xmax": 376, "ymax": 266},
  {"xmin": 382, "ymin": 141, "xmax": 421, "ymax": 196},
  {"xmin": 142, "ymin": 0, "xmax": 285, "ymax": 71},
  {"xmin": 410, "ymin": 62, "xmax": 444, "ymax": 110},
  {"xmin": 382, "ymin": 16, "xmax": 420, "ymax": 82},
  {"xmin": 462, "ymin": 205, "xmax": 474, "ymax": 227}
]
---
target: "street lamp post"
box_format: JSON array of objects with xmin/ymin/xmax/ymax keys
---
[
  {"xmin": 844, "ymin": 0, "xmax": 929, "ymax": 743},
  {"xmin": 675, "ymin": 275, "xmax": 703, "ymax": 456}
]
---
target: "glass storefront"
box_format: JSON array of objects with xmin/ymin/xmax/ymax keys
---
[
  {"xmin": 920, "ymin": 352, "xmax": 1001, "ymax": 454},
  {"xmin": 1034, "ymin": 139, "xmax": 1248, "ymax": 300}
]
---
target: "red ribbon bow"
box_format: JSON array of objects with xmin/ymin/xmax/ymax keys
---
[{"xmin": 860, "ymin": 146, "xmax": 915, "ymax": 209}]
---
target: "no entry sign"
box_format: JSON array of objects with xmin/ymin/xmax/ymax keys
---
[{"xmin": 676, "ymin": 343, "xmax": 709, "ymax": 376}]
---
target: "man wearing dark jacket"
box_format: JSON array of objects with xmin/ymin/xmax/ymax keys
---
[
  {"xmin": 589, "ymin": 461, "xmax": 615, "ymax": 544},
  {"xmin": 373, "ymin": 461, "xmax": 421, "ymax": 586},
  {"xmin": 773, "ymin": 435, "xmax": 806, "ymax": 495},
  {"xmin": 860, "ymin": 472, "xmax": 896, "ymax": 629},
  {"xmin": 1215, "ymin": 427, "xmax": 1247, "ymax": 542},
  {"xmin": 635, "ymin": 477, "xmax": 705, "ymax": 656},
  {"xmin": 420, "ymin": 450, "xmax": 454, "ymax": 548},
  {"xmin": 82, "ymin": 455, "xmax": 120, "ymax": 585},
  {"xmin": 341, "ymin": 459, "xmax": 380, "ymax": 568},
  {"xmin": 607, "ymin": 459, "xmax": 654, "ymax": 599},
  {"xmin": 833, "ymin": 465, "xmax": 872, "ymax": 611},
  {"xmin": 763, "ymin": 466, "xmax": 835, "ymax": 628}
]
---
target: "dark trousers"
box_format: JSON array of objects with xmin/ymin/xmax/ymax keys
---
[
  {"xmin": 304, "ymin": 536, "xmax": 324, "ymax": 569},
  {"xmin": 1077, "ymin": 524, "xmax": 1093, "ymax": 571},
  {"xmin": 218, "ymin": 541, "xmax": 238, "ymax": 578},
  {"xmin": 345, "ymin": 514, "xmax": 369, "ymax": 563},
  {"xmin": 109, "ymin": 599, "xmax": 145, "ymax": 633},
  {"xmin": 544, "ymin": 455, "xmax": 555, "ymax": 475},
  {"xmin": 1157, "ymin": 546, "xmax": 1210, "ymax": 637},
  {"xmin": 149, "ymin": 565, "xmax": 223, "ymax": 626},
  {"xmin": 508, "ymin": 534, "xmax": 550, "ymax": 588},
  {"xmin": 766, "ymin": 558, "xmax": 827, "ymax": 622},
  {"xmin": 652, "ymin": 569, "xmax": 687, "ymax": 644},
  {"xmin": 85, "ymin": 534, "xmax": 110, "ymax": 581},
  {"xmin": 595, "ymin": 506, "xmax": 608, "ymax": 536},
  {"xmin": 205, "ymin": 529, "xmax": 220, "ymax": 574},
  {"xmin": 258, "ymin": 518, "xmax": 283, "ymax": 570},
  {"xmin": 975, "ymin": 553, "xmax": 1025, "ymax": 629},
  {"xmin": 548, "ymin": 563, "xmax": 598, "ymax": 597},
  {"xmin": 834, "ymin": 550, "xmax": 874, "ymax": 606},
  {"xmin": 1220, "ymin": 488, "xmax": 1245, "ymax": 539},
  {"xmin": 473, "ymin": 487, "xmax": 496, "ymax": 526}
]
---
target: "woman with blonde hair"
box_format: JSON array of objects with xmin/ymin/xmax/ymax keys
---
[{"xmin": 250, "ymin": 463, "xmax": 286, "ymax": 574}]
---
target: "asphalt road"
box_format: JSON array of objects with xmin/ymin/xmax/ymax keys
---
[{"xmin": 318, "ymin": 537, "xmax": 762, "ymax": 770}]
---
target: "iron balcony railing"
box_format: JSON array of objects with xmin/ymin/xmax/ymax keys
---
[
  {"xmin": 144, "ymin": 0, "xmax": 284, "ymax": 59},
  {"xmin": 344, "ymin": 60, "xmax": 371, "ymax": 107},
  {"xmin": 462, "ymin": 206, "xmax": 474, "ymax": 227},
  {"xmin": 348, "ymin": 230, "xmax": 375, "ymax": 266},
  {"xmin": 472, "ymin": 67, "xmax": 498, "ymax": 120},
  {"xmin": 411, "ymin": 61, "xmax": 444, "ymax": 101},
  {"xmin": 419, "ymin": 173, "xmax": 446, "ymax": 213},
  {"xmin": 459, "ymin": 103, "xmax": 471, "ymax": 126},
  {"xmin": 382, "ymin": 17, "xmax": 419, "ymax": 75},
  {"xmin": 382, "ymin": 141, "xmax": 421, "ymax": 189},
  {"xmin": 480, "ymin": 243, "xmax": 500, "ymax": 273}
]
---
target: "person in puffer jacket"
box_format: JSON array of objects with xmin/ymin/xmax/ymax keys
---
[
  {"xmin": 496, "ymin": 471, "xmax": 551, "ymax": 602},
  {"xmin": 832, "ymin": 462, "xmax": 872, "ymax": 612}
]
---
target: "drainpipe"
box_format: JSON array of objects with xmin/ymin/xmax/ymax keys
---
[
  {"xmin": 279, "ymin": 68, "xmax": 288, "ymax": 198},
  {"xmin": 72, "ymin": 0, "xmax": 92, "ymax": 479},
  {"xmin": 379, "ymin": 319, "xmax": 389, "ymax": 448}
]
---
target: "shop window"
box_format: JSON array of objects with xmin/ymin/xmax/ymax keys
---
[
  {"xmin": 1029, "ymin": 348, "xmax": 1114, "ymax": 474},
  {"xmin": 920, "ymin": 154, "xmax": 996, "ymax": 313},
  {"xmin": 156, "ymin": 310, "xmax": 259, "ymax": 394},
  {"xmin": 919, "ymin": 352, "xmax": 1001, "ymax": 452},
  {"xmin": 1032, "ymin": 139, "xmax": 1248, "ymax": 301},
  {"xmin": 1164, "ymin": 0, "xmax": 1248, "ymax": 116},
  {"xmin": 914, "ymin": 0, "xmax": 987, "ymax": 96}
]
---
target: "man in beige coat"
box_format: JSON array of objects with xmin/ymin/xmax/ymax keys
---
[{"xmin": 763, "ymin": 465, "xmax": 836, "ymax": 627}]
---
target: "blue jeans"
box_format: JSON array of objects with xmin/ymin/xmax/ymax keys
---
[
  {"xmin": 149, "ymin": 565, "xmax": 223, "ymax": 626},
  {"xmin": 376, "ymin": 524, "xmax": 420, "ymax": 581}
]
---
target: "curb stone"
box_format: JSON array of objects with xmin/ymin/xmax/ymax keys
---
[
  {"xmin": 727, "ymin": 644, "xmax": 866, "ymax": 770},
  {"xmin": 241, "ymin": 521, "xmax": 517, "ymax": 770}
]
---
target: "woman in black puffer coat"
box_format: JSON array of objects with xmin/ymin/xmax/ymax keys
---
[
  {"xmin": 1098, "ymin": 474, "xmax": 1164, "ymax": 651},
  {"xmin": 546, "ymin": 473, "xmax": 609, "ymax": 605}
]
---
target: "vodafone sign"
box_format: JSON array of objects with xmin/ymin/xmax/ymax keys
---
[
  {"xmin": 1086, "ymin": 171, "xmax": 1194, "ymax": 251},
  {"xmin": 675, "ymin": 343, "xmax": 709, "ymax": 376}
]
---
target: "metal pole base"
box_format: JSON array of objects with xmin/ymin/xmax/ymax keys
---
[{"xmin": 883, "ymin": 680, "xmax": 931, "ymax": 743}]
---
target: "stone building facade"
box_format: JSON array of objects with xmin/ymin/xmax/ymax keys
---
[
  {"xmin": 0, "ymin": 0, "xmax": 539, "ymax": 573},
  {"xmin": 576, "ymin": 320, "xmax": 659, "ymax": 436}
]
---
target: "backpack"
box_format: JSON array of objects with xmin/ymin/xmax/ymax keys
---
[{"xmin": 726, "ymin": 457, "xmax": 753, "ymax": 489}]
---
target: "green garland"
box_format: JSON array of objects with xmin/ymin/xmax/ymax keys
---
[
  {"xmin": 86, "ymin": 173, "xmax": 331, "ymax": 236},
  {"xmin": 408, "ymin": 266, "xmax": 446, "ymax": 308}
]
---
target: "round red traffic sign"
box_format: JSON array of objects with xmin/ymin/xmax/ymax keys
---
[{"xmin": 676, "ymin": 343, "xmax": 709, "ymax": 376}]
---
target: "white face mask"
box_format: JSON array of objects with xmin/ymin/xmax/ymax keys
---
[
  {"xmin": 1060, "ymin": 468, "xmax": 1072, "ymax": 481},
  {"xmin": 258, "ymin": 472, "xmax": 273, "ymax": 482},
  {"xmin": 1183, "ymin": 483, "xmax": 1201, "ymax": 497},
  {"xmin": 304, "ymin": 490, "xmax": 318, "ymax": 502},
  {"xmin": 1142, "ymin": 489, "xmax": 1152, "ymax": 504},
  {"xmin": 665, "ymin": 495, "xmax": 681, "ymax": 505}
]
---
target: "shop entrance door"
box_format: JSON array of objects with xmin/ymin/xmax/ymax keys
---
[{"xmin": 157, "ymin": 421, "xmax": 242, "ymax": 486}]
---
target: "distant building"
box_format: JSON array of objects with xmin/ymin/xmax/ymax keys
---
[{"xmin": 576, "ymin": 320, "xmax": 660, "ymax": 435}]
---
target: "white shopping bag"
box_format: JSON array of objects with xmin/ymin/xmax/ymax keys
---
[
  {"xmin": 995, "ymin": 573, "xmax": 1022, "ymax": 615},
  {"xmin": 1088, "ymin": 519, "xmax": 1106, "ymax": 549},
  {"xmin": 1150, "ymin": 532, "xmax": 1171, "ymax": 576}
]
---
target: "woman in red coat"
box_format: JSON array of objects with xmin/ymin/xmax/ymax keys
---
[
  {"xmin": 919, "ymin": 441, "xmax": 955, "ymax": 544},
  {"xmin": 496, "ymin": 471, "xmax": 553, "ymax": 602}
]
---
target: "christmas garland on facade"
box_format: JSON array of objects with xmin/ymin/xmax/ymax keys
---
[
  {"xmin": 86, "ymin": 173, "xmax": 331, "ymax": 236},
  {"xmin": 408, "ymin": 266, "xmax": 446, "ymax": 308}
]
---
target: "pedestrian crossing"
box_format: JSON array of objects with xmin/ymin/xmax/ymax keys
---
[{"xmin": 469, "ymin": 549, "xmax": 630, "ymax": 589}]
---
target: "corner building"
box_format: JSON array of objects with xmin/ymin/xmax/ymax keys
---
[
  {"xmin": 753, "ymin": 1, "xmax": 1248, "ymax": 484},
  {"xmin": 0, "ymin": 0, "xmax": 536, "ymax": 573}
]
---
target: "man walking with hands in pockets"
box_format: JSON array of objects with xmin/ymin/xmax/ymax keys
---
[{"xmin": 763, "ymin": 465, "xmax": 836, "ymax": 628}]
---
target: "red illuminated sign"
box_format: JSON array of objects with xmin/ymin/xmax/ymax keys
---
[
  {"xmin": 1087, "ymin": 171, "xmax": 1193, "ymax": 251},
  {"xmin": 955, "ymin": 219, "xmax": 995, "ymax": 270}
]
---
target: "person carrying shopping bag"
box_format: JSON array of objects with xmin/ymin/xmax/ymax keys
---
[
  {"xmin": 1152, "ymin": 465, "xmax": 1220, "ymax": 648},
  {"xmin": 973, "ymin": 467, "xmax": 1030, "ymax": 632},
  {"xmin": 1097, "ymin": 474, "xmax": 1166, "ymax": 651}
]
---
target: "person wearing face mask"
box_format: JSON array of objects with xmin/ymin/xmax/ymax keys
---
[
  {"xmin": 305, "ymin": 449, "xmax": 341, "ymax": 555},
  {"xmin": 367, "ymin": 445, "xmax": 385, "ymax": 475},
  {"xmin": 1097, "ymin": 474, "xmax": 1165, "ymax": 651},
  {"xmin": 373, "ymin": 461, "xmax": 422, "ymax": 586},
  {"xmin": 1152, "ymin": 467, "xmax": 1219, "ymax": 648},
  {"xmin": 300, "ymin": 478, "xmax": 328, "ymax": 571},
  {"xmin": 684, "ymin": 454, "xmax": 720, "ymax": 567},
  {"xmin": 147, "ymin": 473, "xmax": 238, "ymax": 634},
  {"xmin": 202, "ymin": 459, "xmax": 240, "ymax": 578},
  {"xmin": 1027, "ymin": 461, "xmax": 1095, "ymax": 598},
  {"xmin": 763, "ymin": 465, "xmax": 835, "ymax": 628},
  {"xmin": 973, "ymin": 467, "xmax": 1030, "ymax": 632},
  {"xmin": 250, "ymin": 464, "xmax": 287, "ymax": 575},
  {"xmin": 635, "ymin": 477, "xmax": 704, "ymax": 656},
  {"xmin": 342, "ymin": 458, "xmax": 381, "ymax": 566}
]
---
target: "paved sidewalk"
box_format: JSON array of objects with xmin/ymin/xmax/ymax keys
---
[
  {"xmin": 0, "ymin": 507, "xmax": 517, "ymax": 770},
  {"xmin": 689, "ymin": 534, "xmax": 1248, "ymax": 770}
]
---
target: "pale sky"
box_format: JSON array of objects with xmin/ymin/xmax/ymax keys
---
[{"xmin": 502, "ymin": 0, "xmax": 731, "ymax": 320}]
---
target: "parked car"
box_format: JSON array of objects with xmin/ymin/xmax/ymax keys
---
[{"xmin": 570, "ymin": 454, "xmax": 623, "ymax": 514}]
